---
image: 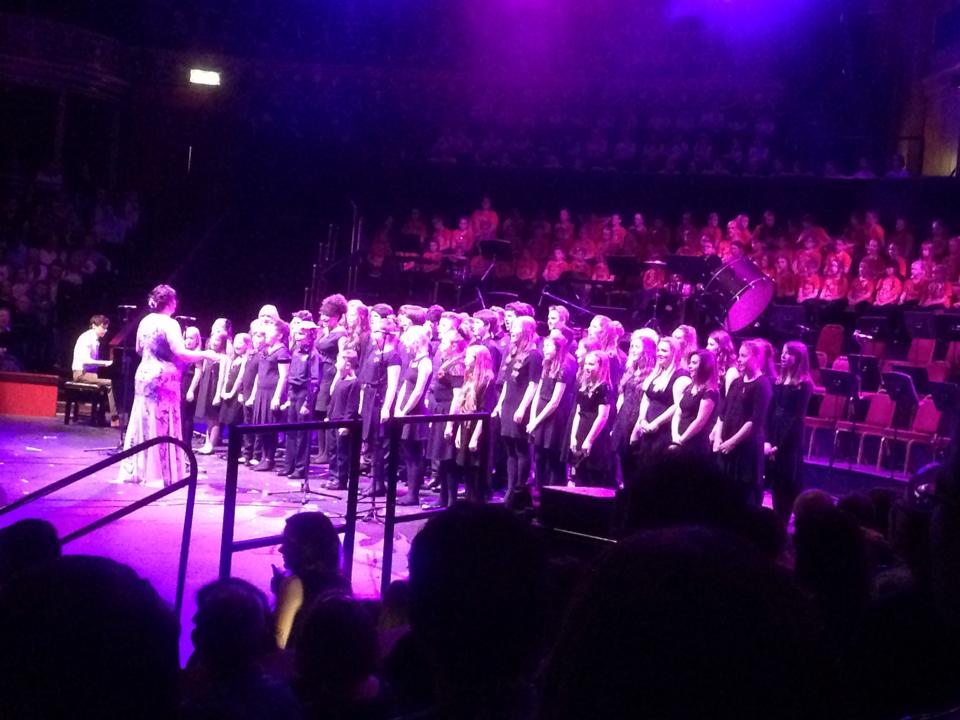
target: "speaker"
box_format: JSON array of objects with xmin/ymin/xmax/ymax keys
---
[{"xmin": 538, "ymin": 485, "xmax": 619, "ymax": 539}]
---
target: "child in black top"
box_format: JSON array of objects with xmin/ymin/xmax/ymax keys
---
[
  {"xmin": 250, "ymin": 319, "xmax": 291, "ymax": 472},
  {"xmin": 239, "ymin": 324, "xmax": 265, "ymax": 464},
  {"xmin": 493, "ymin": 316, "xmax": 542, "ymax": 506},
  {"xmin": 282, "ymin": 323, "xmax": 319, "ymax": 479},
  {"xmin": 569, "ymin": 351, "xmax": 614, "ymax": 487},
  {"xmin": 325, "ymin": 349, "xmax": 362, "ymax": 490},
  {"xmin": 180, "ymin": 326, "xmax": 201, "ymax": 445},
  {"xmin": 528, "ymin": 332, "xmax": 577, "ymax": 488}
]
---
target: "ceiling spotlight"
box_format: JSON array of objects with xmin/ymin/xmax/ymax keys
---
[{"xmin": 189, "ymin": 69, "xmax": 221, "ymax": 86}]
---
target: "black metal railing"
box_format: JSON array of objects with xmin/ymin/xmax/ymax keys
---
[
  {"xmin": 0, "ymin": 436, "xmax": 199, "ymax": 618},
  {"xmin": 218, "ymin": 419, "xmax": 363, "ymax": 581},
  {"xmin": 380, "ymin": 412, "xmax": 491, "ymax": 596}
]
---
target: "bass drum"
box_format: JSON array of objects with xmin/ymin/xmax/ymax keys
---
[{"xmin": 705, "ymin": 258, "xmax": 774, "ymax": 332}]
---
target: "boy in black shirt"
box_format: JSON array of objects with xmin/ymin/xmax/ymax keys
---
[{"xmin": 324, "ymin": 350, "xmax": 361, "ymax": 490}]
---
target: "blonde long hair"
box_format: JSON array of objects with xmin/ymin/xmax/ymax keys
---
[
  {"xmin": 456, "ymin": 345, "xmax": 495, "ymax": 414},
  {"xmin": 621, "ymin": 330, "xmax": 657, "ymax": 392},
  {"xmin": 643, "ymin": 337, "xmax": 682, "ymax": 394}
]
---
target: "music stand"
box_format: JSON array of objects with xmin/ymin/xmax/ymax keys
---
[
  {"xmin": 820, "ymin": 369, "xmax": 859, "ymax": 474},
  {"xmin": 904, "ymin": 311, "xmax": 937, "ymax": 339},
  {"xmin": 855, "ymin": 315, "xmax": 890, "ymax": 356},
  {"xmin": 882, "ymin": 371, "xmax": 920, "ymax": 480},
  {"xmin": 891, "ymin": 364, "xmax": 930, "ymax": 397},
  {"xmin": 479, "ymin": 239, "xmax": 513, "ymax": 263},
  {"xmin": 847, "ymin": 354, "xmax": 881, "ymax": 393},
  {"xmin": 605, "ymin": 255, "xmax": 641, "ymax": 285}
]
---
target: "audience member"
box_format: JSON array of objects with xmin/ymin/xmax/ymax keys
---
[
  {"xmin": 0, "ymin": 555, "xmax": 179, "ymax": 719},
  {"xmin": 541, "ymin": 527, "xmax": 832, "ymax": 719},
  {"xmin": 182, "ymin": 577, "xmax": 301, "ymax": 720}
]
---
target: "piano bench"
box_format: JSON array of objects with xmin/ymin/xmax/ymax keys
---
[{"xmin": 63, "ymin": 382, "xmax": 109, "ymax": 426}]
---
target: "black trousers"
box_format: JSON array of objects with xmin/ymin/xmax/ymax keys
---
[
  {"xmin": 328, "ymin": 430, "xmax": 352, "ymax": 488},
  {"xmin": 284, "ymin": 390, "xmax": 311, "ymax": 474}
]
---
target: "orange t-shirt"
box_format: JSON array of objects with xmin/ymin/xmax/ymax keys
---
[
  {"xmin": 471, "ymin": 209, "xmax": 499, "ymax": 238},
  {"xmin": 643, "ymin": 267, "xmax": 666, "ymax": 289},
  {"xmin": 847, "ymin": 278, "xmax": 876, "ymax": 304},
  {"xmin": 543, "ymin": 260, "xmax": 569, "ymax": 282},
  {"xmin": 797, "ymin": 275, "xmax": 822, "ymax": 302},
  {"xmin": 820, "ymin": 276, "xmax": 849, "ymax": 301},
  {"xmin": 921, "ymin": 281, "xmax": 953, "ymax": 308},
  {"xmin": 875, "ymin": 276, "xmax": 902, "ymax": 306},
  {"xmin": 776, "ymin": 270, "xmax": 797, "ymax": 298},
  {"xmin": 515, "ymin": 257, "xmax": 539, "ymax": 282}
]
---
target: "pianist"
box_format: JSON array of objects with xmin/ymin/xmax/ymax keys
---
[{"xmin": 71, "ymin": 314, "xmax": 118, "ymax": 425}]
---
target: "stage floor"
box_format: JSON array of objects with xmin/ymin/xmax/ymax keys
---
[{"xmin": 0, "ymin": 415, "xmax": 429, "ymax": 663}]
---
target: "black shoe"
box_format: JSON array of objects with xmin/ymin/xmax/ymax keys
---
[
  {"xmin": 397, "ymin": 493, "xmax": 420, "ymax": 506},
  {"xmin": 361, "ymin": 485, "xmax": 385, "ymax": 498},
  {"xmin": 321, "ymin": 479, "xmax": 345, "ymax": 490},
  {"xmin": 277, "ymin": 467, "xmax": 291, "ymax": 476},
  {"xmin": 287, "ymin": 470, "xmax": 306, "ymax": 480},
  {"xmin": 253, "ymin": 461, "xmax": 275, "ymax": 473}
]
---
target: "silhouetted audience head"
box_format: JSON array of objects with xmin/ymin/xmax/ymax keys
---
[
  {"xmin": 623, "ymin": 454, "xmax": 742, "ymax": 533},
  {"xmin": 732, "ymin": 504, "xmax": 788, "ymax": 562},
  {"xmin": 295, "ymin": 594, "xmax": 381, "ymax": 719},
  {"xmin": 408, "ymin": 504, "xmax": 548, "ymax": 698},
  {"xmin": 281, "ymin": 511, "xmax": 342, "ymax": 579},
  {"xmin": 0, "ymin": 555, "xmax": 178, "ymax": 719},
  {"xmin": 190, "ymin": 578, "xmax": 274, "ymax": 675},
  {"xmin": 541, "ymin": 527, "xmax": 830, "ymax": 719},
  {"xmin": 0, "ymin": 517, "xmax": 60, "ymax": 587},
  {"xmin": 794, "ymin": 495, "xmax": 870, "ymax": 635}
]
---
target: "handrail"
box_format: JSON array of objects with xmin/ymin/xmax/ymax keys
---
[
  {"xmin": 380, "ymin": 412, "xmax": 491, "ymax": 596},
  {"xmin": 0, "ymin": 435, "xmax": 199, "ymax": 620},
  {"xmin": 218, "ymin": 419, "xmax": 363, "ymax": 583}
]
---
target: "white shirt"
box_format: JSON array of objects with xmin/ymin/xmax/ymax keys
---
[{"xmin": 72, "ymin": 328, "xmax": 102, "ymax": 373}]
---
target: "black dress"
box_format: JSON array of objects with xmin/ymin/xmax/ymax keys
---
[
  {"xmin": 531, "ymin": 355, "xmax": 578, "ymax": 454},
  {"xmin": 358, "ymin": 342, "xmax": 401, "ymax": 441},
  {"xmin": 676, "ymin": 385, "xmax": 719, "ymax": 457},
  {"xmin": 252, "ymin": 345, "xmax": 292, "ymax": 424},
  {"xmin": 455, "ymin": 381, "xmax": 499, "ymax": 468},
  {"xmin": 252, "ymin": 344, "xmax": 292, "ymax": 462},
  {"xmin": 194, "ymin": 358, "xmax": 222, "ymax": 425},
  {"xmin": 637, "ymin": 370, "xmax": 687, "ymax": 458},
  {"xmin": 766, "ymin": 380, "xmax": 813, "ymax": 517},
  {"xmin": 426, "ymin": 358, "xmax": 465, "ymax": 462},
  {"xmin": 217, "ymin": 358, "xmax": 244, "ymax": 426},
  {"xmin": 570, "ymin": 383, "xmax": 614, "ymax": 486},
  {"xmin": 314, "ymin": 328, "xmax": 346, "ymax": 414},
  {"xmin": 611, "ymin": 371, "xmax": 644, "ymax": 453},
  {"xmin": 720, "ymin": 375, "xmax": 773, "ymax": 504},
  {"xmin": 398, "ymin": 358, "xmax": 431, "ymax": 442},
  {"xmin": 500, "ymin": 351, "xmax": 544, "ymax": 438}
]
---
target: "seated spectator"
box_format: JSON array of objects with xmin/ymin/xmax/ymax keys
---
[
  {"xmin": 541, "ymin": 527, "xmax": 831, "ymax": 719},
  {"xmin": 793, "ymin": 490, "xmax": 870, "ymax": 642},
  {"xmin": 182, "ymin": 578, "xmax": 300, "ymax": 720},
  {"xmin": 274, "ymin": 512, "xmax": 351, "ymax": 649},
  {"xmin": 0, "ymin": 518, "xmax": 61, "ymax": 588},
  {"xmin": 295, "ymin": 595, "xmax": 385, "ymax": 720},
  {"xmin": 0, "ymin": 555, "xmax": 179, "ymax": 719},
  {"xmin": 404, "ymin": 504, "xmax": 548, "ymax": 719}
]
